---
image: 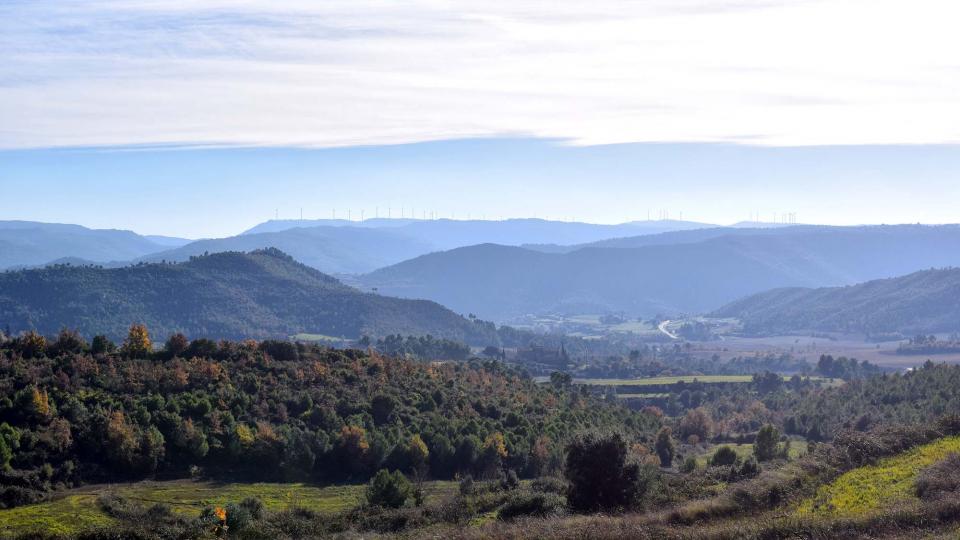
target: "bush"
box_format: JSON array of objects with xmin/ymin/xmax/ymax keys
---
[
  {"xmin": 916, "ymin": 453, "xmax": 960, "ymax": 500},
  {"xmin": 225, "ymin": 502, "xmax": 252, "ymax": 531},
  {"xmin": 240, "ymin": 496, "xmax": 265, "ymax": 520},
  {"xmin": 531, "ymin": 476, "xmax": 567, "ymax": 495},
  {"xmin": 738, "ymin": 456, "xmax": 760, "ymax": 478},
  {"xmin": 459, "ymin": 475, "xmax": 475, "ymax": 496},
  {"xmin": 680, "ymin": 456, "xmax": 698, "ymax": 473},
  {"xmin": 565, "ymin": 432, "xmax": 645, "ymax": 512},
  {"xmin": 709, "ymin": 446, "xmax": 739, "ymax": 467},
  {"xmin": 497, "ymin": 492, "xmax": 566, "ymax": 520},
  {"xmin": 366, "ymin": 469, "xmax": 412, "ymax": 508},
  {"xmin": 754, "ymin": 425, "xmax": 780, "ymax": 462}
]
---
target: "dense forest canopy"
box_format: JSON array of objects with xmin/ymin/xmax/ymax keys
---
[
  {"xmin": 0, "ymin": 249, "xmax": 503, "ymax": 344},
  {"xmin": 0, "ymin": 330, "xmax": 658, "ymax": 508},
  {"xmin": 715, "ymin": 267, "xmax": 960, "ymax": 336}
]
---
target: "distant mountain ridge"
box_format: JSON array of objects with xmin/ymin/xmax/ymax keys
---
[
  {"xmin": 0, "ymin": 248, "xmax": 498, "ymax": 343},
  {"xmin": 243, "ymin": 217, "xmax": 715, "ymax": 250},
  {"xmin": 3, "ymin": 218, "xmax": 716, "ymax": 275},
  {"xmin": 138, "ymin": 226, "xmax": 433, "ymax": 275},
  {"xmin": 0, "ymin": 221, "xmax": 182, "ymax": 269},
  {"xmin": 713, "ymin": 268, "xmax": 960, "ymax": 336},
  {"xmin": 359, "ymin": 225, "xmax": 960, "ymax": 321}
]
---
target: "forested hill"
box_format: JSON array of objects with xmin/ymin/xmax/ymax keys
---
[
  {"xmin": 0, "ymin": 249, "xmax": 498, "ymax": 343},
  {"xmin": 714, "ymin": 268, "xmax": 960, "ymax": 335}
]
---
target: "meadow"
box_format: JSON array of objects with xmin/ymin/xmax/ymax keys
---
[
  {"xmin": 0, "ymin": 480, "xmax": 458, "ymax": 537},
  {"xmin": 796, "ymin": 435, "xmax": 960, "ymax": 517}
]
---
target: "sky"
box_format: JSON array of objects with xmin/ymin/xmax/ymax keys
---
[{"xmin": 2, "ymin": 0, "xmax": 960, "ymax": 237}]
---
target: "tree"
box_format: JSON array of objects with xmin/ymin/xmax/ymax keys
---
[
  {"xmin": 679, "ymin": 407, "xmax": 713, "ymax": 441},
  {"xmin": 407, "ymin": 434, "xmax": 429, "ymax": 471},
  {"xmin": 366, "ymin": 469, "xmax": 412, "ymax": 508},
  {"xmin": 654, "ymin": 427, "xmax": 675, "ymax": 468},
  {"xmin": 91, "ymin": 335, "xmax": 116, "ymax": 355},
  {"xmin": 0, "ymin": 435, "xmax": 11, "ymax": 471},
  {"xmin": 370, "ymin": 394, "xmax": 396, "ymax": 426},
  {"xmin": 754, "ymin": 424, "xmax": 780, "ymax": 462},
  {"xmin": 123, "ymin": 324, "xmax": 152, "ymax": 357},
  {"xmin": 18, "ymin": 331, "xmax": 47, "ymax": 359},
  {"xmin": 52, "ymin": 328, "xmax": 86, "ymax": 355},
  {"xmin": 564, "ymin": 432, "xmax": 644, "ymax": 512},
  {"xmin": 165, "ymin": 333, "xmax": 189, "ymax": 357}
]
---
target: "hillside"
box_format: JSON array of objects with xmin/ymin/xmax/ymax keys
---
[
  {"xmin": 714, "ymin": 268, "xmax": 960, "ymax": 335},
  {"xmin": 360, "ymin": 225, "xmax": 960, "ymax": 321},
  {"xmin": 140, "ymin": 226, "xmax": 432, "ymax": 275},
  {"xmin": 0, "ymin": 221, "xmax": 175, "ymax": 269},
  {"xmin": 0, "ymin": 249, "xmax": 496, "ymax": 343}
]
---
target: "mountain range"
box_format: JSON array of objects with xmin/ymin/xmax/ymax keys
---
[
  {"xmin": 358, "ymin": 225, "xmax": 960, "ymax": 321},
  {"xmin": 0, "ymin": 249, "xmax": 498, "ymax": 343},
  {"xmin": 0, "ymin": 221, "xmax": 190, "ymax": 269},
  {"xmin": 713, "ymin": 268, "xmax": 960, "ymax": 336},
  {"xmin": 1, "ymin": 218, "xmax": 713, "ymax": 274}
]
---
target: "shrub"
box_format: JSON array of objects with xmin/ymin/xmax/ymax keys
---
[
  {"xmin": 459, "ymin": 475, "xmax": 475, "ymax": 496},
  {"xmin": 239, "ymin": 497, "xmax": 264, "ymax": 520},
  {"xmin": 754, "ymin": 424, "xmax": 780, "ymax": 462},
  {"xmin": 531, "ymin": 476, "xmax": 567, "ymax": 495},
  {"xmin": 565, "ymin": 432, "xmax": 644, "ymax": 512},
  {"xmin": 738, "ymin": 456, "xmax": 760, "ymax": 478},
  {"xmin": 497, "ymin": 492, "xmax": 566, "ymax": 520},
  {"xmin": 916, "ymin": 453, "xmax": 960, "ymax": 500},
  {"xmin": 366, "ymin": 469, "xmax": 412, "ymax": 508},
  {"xmin": 655, "ymin": 427, "xmax": 675, "ymax": 468},
  {"xmin": 680, "ymin": 455, "xmax": 698, "ymax": 473},
  {"xmin": 710, "ymin": 446, "xmax": 739, "ymax": 467},
  {"xmin": 225, "ymin": 502, "xmax": 252, "ymax": 531}
]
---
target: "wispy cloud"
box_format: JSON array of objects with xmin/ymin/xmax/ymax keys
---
[{"xmin": 2, "ymin": 0, "xmax": 959, "ymax": 149}]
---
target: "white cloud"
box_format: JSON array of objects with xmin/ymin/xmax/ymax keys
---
[{"xmin": 2, "ymin": 0, "xmax": 959, "ymax": 149}]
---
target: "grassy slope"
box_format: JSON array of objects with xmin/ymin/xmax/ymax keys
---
[
  {"xmin": 0, "ymin": 480, "xmax": 458, "ymax": 537},
  {"xmin": 796, "ymin": 435, "xmax": 960, "ymax": 517}
]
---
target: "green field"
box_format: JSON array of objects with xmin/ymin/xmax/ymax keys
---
[
  {"xmin": 578, "ymin": 375, "xmax": 756, "ymax": 386},
  {"xmin": 797, "ymin": 435, "xmax": 960, "ymax": 517},
  {"xmin": 695, "ymin": 442, "xmax": 805, "ymax": 467},
  {"xmin": 575, "ymin": 375, "xmax": 835, "ymax": 387},
  {"xmin": 0, "ymin": 480, "xmax": 458, "ymax": 537}
]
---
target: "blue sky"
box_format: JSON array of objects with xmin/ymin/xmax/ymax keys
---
[
  {"xmin": 3, "ymin": 140, "xmax": 960, "ymax": 238},
  {"xmin": 2, "ymin": 1, "xmax": 960, "ymax": 236}
]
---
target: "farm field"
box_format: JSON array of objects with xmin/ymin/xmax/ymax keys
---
[
  {"xmin": 0, "ymin": 479, "xmax": 458, "ymax": 537},
  {"xmin": 575, "ymin": 374, "xmax": 834, "ymax": 386},
  {"xmin": 796, "ymin": 435, "xmax": 960, "ymax": 518}
]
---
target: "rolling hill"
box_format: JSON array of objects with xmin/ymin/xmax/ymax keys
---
[
  {"xmin": 713, "ymin": 268, "xmax": 960, "ymax": 336},
  {"xmin": 0, "ymin": 221, "xmax": 182, "ymax": 269},
  {"xmin": 359, "ymin": 225, "xmax": 960, "ymax": 321},
  {"xmin": 0, "ymin": 248, "xmax": 498, "ymax": 343}
]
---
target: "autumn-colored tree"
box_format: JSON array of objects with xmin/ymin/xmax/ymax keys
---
[
  {"xmin": 484, "ymin": 432, "xmax": 508, "ymax": 459},
  {"xmin": 123, "ymin": 324, "xmax": 152, "ymax": 357},
  {"xmin": 165, "ymin": 333, "xmax": 189, "ymax": 357},
  {"xmin": 407, "ymin": 434, "xmax": 429, "ymax": 470},
  {"xmin": 340, "ymin": 425, "xmax": 370, "ymax": 455},
  {"xmin": 679, "ymin": 407, "xmax": 714, "ymax": 441},
  {"xmin": 30, "ymin": 387, "xmax": 51, "ymax": 420},
  {"xmin": 105, "ymin": 411, "xmax": 139, "ymax": 470},
  {"xmin": 18, "ymin": 331, "xmax": 47, "ymax": 359}
]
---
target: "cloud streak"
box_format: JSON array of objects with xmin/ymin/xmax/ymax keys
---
[{"xmin": 2, "ymin": 0, "xmax": 960, "ymax": 149}]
